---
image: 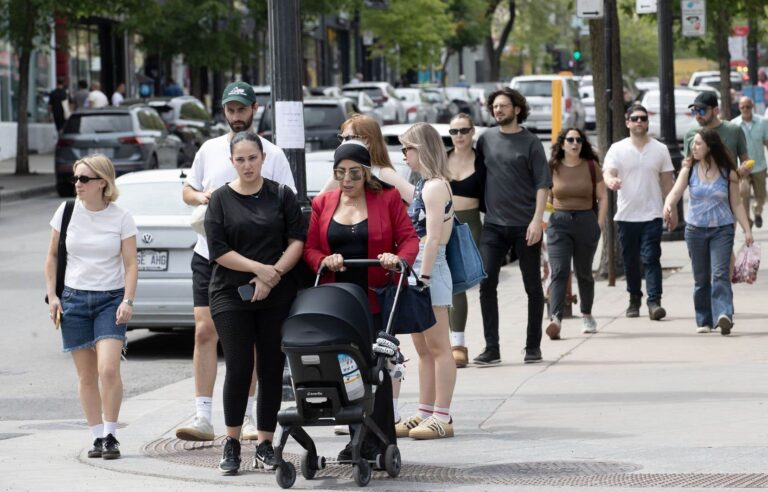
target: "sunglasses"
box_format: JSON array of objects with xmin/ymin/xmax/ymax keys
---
[
  {"xmin": 333, "ymin": 168, "xmax": 364, "ymax": 181},
  {"xmin": 337, "ymin": 133, "xmax": 362, "ymax": 142},
  {"xmin": 401, "ymin": 146, "xmax": 415, "ymax": 156},
  {"xmin": 448, "ymin": 127, "xmax": 472, "ymax": 136},
  {"xmin": 564, "ymin": 137, "xmax": 583, "ymax": 144},
  {"xmin": 628, "ymin": 115, "xmax": 649, "ymax": 122},
  {"xmin": 690, "ymin": 107, "xmax": 707, "ymax": 117},
  {"xmin": 69, "ymin": 175, "xmax": 103, "ymax": 184}
]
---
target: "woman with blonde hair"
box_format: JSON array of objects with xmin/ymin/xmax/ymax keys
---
[
  {"xmin": 45, "ymin": 154, "xmax": 138, "ymax": 460},
  {"xmin": 322, "ymin": 113, "xmax": 414, "ymax": 202},
  {"xmin": 396, "ymin": 122, "xmax": 457, "ymax": 440}
]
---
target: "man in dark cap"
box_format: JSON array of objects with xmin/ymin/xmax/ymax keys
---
[{"xmin": 683, "ymin": 91, "xmax": 749, "ymax": 167}]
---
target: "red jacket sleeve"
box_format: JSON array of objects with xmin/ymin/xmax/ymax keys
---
[
  {"xmin": 303, "ymin": 194, "xmax": 328, "ymax": 273},
  {"xmin": 388, "ymin": 189, "xmax": 419, "ymax": 268}
]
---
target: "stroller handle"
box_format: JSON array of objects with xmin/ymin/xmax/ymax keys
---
[{"xmin": 314, "ymin": 258, "xmax": 410, "ymax": 286}]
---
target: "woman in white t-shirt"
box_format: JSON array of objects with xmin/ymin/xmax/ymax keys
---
[{"xmin": 44, "ymin": 155, "xmax": 138, "ymax": 461}]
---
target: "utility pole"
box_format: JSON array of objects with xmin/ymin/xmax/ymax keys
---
[
  {"xmin": 603, "ymin": 0, "xmax": 616, "ymax": 286},
  {"xmin": 267, "ymin": 0, "xmax": 308, "ymax": 211},
  {"xmin": 747, "ymin": 18, "xmax": 758, "ymax": 89},
  {"xmin": 657, "ymin": 0, "xmax": 684, "ymax": 240}
]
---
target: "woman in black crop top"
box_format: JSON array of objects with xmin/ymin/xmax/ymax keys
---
[{"xmin": 446, "ymin": 113, "xmax": 485, "ymax": 368}]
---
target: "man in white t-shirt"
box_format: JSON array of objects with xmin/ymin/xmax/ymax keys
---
[
  {"xmin": 176, "ymin": 81, "xmax": 296, "ymax": 442},
  {"xmin": 603, "ymin": 103, "xmax": 676, "ymax": 321},
  {"xmin": 87, "ymin": 81, "xmax": 109, "ymax": 109}
]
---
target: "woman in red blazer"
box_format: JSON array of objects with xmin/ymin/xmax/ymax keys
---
[{"xmin": 303, "ymin": 140, "xmax": 418, "ymax": 462}]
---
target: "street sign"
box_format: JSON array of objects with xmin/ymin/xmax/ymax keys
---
[
  {"xmin": 681, "ymin": 0, "xmax": 706, "ymax": 37},
  {"xmin": 636, "ymin": 0, "xmax": 657, "ymax": 14},
  {"xmin": 577, "ymin": 0, "xmax": 603, "ymax": 19}
]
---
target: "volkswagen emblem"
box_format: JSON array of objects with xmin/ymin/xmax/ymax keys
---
[{"xmin": 141, "ymin": 233, "xmax": 153, "ymax": 244}]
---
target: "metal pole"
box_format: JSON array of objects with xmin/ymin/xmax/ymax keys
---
[
  {"xmin": 604, "ymin": 0, "xmax": 616, "ymax": 286},
  {"xmin": 267, "ymin": 0, "xmax": 308, "ymax": 211},
  {"xmin": 747, "ymin": 18, "xmax": 758, "ymax": 90},
  {"xmin": 657, "ymin": 0, "xmax": 684, "ymax": 241}
]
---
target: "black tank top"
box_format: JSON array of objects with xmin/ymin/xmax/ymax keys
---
[
  {"xmin": 448, "ymin": 148, "xmax": 483, "ymax": 199},
  {"xmin": 328, "ymin": 218, "xmax": 369, "ymax": 291}
]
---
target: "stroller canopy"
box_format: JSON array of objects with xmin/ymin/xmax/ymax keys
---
[{"xmin": 283, "ymin": 283, "xmax": 374, "ymax": 358}]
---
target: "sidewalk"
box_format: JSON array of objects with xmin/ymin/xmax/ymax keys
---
[
  {"xmin": 2, "ymin": 229, "xmax": 767, "ymax": 491},
  {"xmin": 0, "ymin": 153, "xmax": 56, "ymax": 203}
]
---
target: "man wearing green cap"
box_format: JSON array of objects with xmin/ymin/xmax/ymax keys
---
[{"xmin": 176, "ymin": 81, "xmax": 296, "ymax": 442}]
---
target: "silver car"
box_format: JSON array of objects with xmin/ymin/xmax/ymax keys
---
[
  {"xmin": 115, "ymin": 169, "xmax": 197, "ymax": 330},
  {"xmin": 509, "ymin": 75, "xmax": 586, "ymax": 132},
  {"xmin": 395, "ymin": 88, "xmax": 438, "ymax": 123}
]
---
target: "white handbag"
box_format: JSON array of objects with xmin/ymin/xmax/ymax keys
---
[{"xmin": 190, "ymin": 204, "xmax": 208, "ymax": 236}]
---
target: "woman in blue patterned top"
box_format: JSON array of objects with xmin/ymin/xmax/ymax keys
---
[{"xmin": 663, "ymin": 128, "xmax": 753, "ymax": 335}]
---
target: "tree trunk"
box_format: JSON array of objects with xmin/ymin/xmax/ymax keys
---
[
  {"xmin": 14, "ymin": 13, "xmax": 35, "ymax": 176},
  {"xmin": 484, "ymin": 0, "xmax": 515, "ymax": 81},
  {"xmin": 715, "ymin": 2, "xmax": 732, "ymax": 120},
  {"xmin": 589, "ymin": 5, "xmax": 627, "ymax": 281}
]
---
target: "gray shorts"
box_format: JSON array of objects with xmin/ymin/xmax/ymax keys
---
[{"xmin": 411, "ymin": 243, "xmax": 452, "ymax": 307}]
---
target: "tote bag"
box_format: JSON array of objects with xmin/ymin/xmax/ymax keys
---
[
  {"xmin": 374, "ymin": 270, "xmax": 436, "ymax": 335},
  {"xmin": 446, "ymin": 216, "xmax": 486, "ymax": 294}
]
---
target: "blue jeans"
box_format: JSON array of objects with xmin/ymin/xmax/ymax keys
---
[
  {"xmin": 60, "ymin": 287, "xmax": 127, "ymax": 352},
  {"xmin": 617, "ymin": 219, "xmax": 663, "ymax": 302},
  {"xmin": 684, "ymin": 224, "xmax": 734, "ymax": 327}
]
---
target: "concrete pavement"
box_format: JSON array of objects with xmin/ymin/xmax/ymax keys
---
[
  {"xmin": 0, "ymin": 153, "xmax": 56, "ymax": 204},
  {"xmin": 1, "ymin": 224, "xmax": 767, "ymax": 491}
]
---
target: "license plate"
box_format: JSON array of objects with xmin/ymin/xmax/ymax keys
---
[{"xmin": 137, "ymin": 249, "xmax": 168, "ymax": 271}]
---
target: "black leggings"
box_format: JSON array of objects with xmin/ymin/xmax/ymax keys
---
[{"xmin": 212, "ymin": 305, "xmax": 289, "ymax": 432}]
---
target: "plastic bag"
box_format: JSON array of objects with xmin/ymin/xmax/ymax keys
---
[{"xmin": 732, "ymin": 242, "xmax": 761, "ymax": 284}]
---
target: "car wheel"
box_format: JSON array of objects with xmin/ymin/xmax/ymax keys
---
[{"xmin": 150, "ymin": 154, "xmax": 159, "ymax": 169}]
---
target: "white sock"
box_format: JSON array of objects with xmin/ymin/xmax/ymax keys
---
[
  {"xmin": 195, "ymin": 396, "xmax": 213, "ymax": 422},
  {"xmin": 245, "ymin": 396, "xmax": 255, "ymax": 421},
  {"xmin": 417, "ymin": 403, "xmax": 434, "ymax": 419},
  {"xmin": 392, "ymin": 399, "xmax": 400, "ymax": 422},
  {"xmin": 103, "ymin": 421, "xmax": 118, "ymax": 437},
  {"xmin": 90, "ymin": 424, "xmax": 103, "ymax": 440},
  {"xmin": 450, "ymin": 332, "xmax": 465, "ymax": 346},
  {"xmin": 433, "ymin": 406, "xmax": 451, "ymax": 423}
]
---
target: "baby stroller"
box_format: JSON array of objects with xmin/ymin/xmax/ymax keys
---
[{"xmin": 271, "ymin": 259, "xmax": 405, "ymax": 488}]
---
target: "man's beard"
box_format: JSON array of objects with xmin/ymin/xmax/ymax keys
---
[
  {"xmin": 630, "ymin": 124, "xmax": 648, "ymax": 136},
  {"xmin": 227, "ymin": 113, "xmax": 254, "ymax": 133},
  {"xmin": 495, "ymin": 114, "xmax": 516, "ymax": 127}
]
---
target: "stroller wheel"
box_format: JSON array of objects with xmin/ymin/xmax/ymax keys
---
[
  {"xmin": 275, "ymin": 461, "xmax": 296, "ymax": 489},
  {"xmin": 353, "ymin": 458, "xmax": 372, "ymax": 487},
  {"xmin": 300, "ymin": 451, "xmax": 318, "ymax": 480},
  {"xmin": 384, "ymin": 444, "xmax": 401, "ymax": 478}
]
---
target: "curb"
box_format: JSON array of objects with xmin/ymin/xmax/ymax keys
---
[{"xmin": 0, "ymin": 184, "xmax": 56, "ymax": 203}]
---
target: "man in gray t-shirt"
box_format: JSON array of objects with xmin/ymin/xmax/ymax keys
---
[{"xmin": 473, "ymin": 88, "xmax": 552, "ymax": 366}]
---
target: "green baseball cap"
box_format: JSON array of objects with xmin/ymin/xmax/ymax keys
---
[{"xmin": 221, "ymin": 81, "xmax": 256, "ymax": 106}]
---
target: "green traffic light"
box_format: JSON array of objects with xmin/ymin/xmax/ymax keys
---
[{"xmin": 573, "ymin": 50, "xmax": 582, "ymax": 61}]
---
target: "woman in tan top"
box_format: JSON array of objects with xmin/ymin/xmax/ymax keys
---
[{"xmin": 545, "ymin": 128, "xmax": 607, "ymax": 339}]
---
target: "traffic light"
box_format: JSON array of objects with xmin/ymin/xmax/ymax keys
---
[{"xmin": 573, "ymin": 50, "xmax": 582, "ymax": 61}]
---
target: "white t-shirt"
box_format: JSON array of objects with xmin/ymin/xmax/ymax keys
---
[
  {"xmin": 87, "ymin": 90, "xmax": 109, "ymax": 109},
  {"xmin": 185, "ymin": 134, "xmax": 297, "ymax": 259},
  {"xmin": 111, "ymin": 91, "xmax": 124, "ymax": 106},
  {"xmin": 603, "ymin": 137, "xmax": 674, "ymax": 222},
  {"xmin": 50, "ymin": 200, "xmax": 138, "ymax": 291}
]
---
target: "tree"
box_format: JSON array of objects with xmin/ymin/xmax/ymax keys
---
[
  {"xmin": 484, "ymin": 0, "xmax": 515, "ymax": 82},
  {"xmin": 442, "ymin": 0, "xmax": 488, "ymax": 81}
]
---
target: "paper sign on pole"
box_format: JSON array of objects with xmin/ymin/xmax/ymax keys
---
[
  {"xmin": 681, "ymin": 0, "xmax": 706, "ymax": 37},
  {"xmin": 274, "ymin": 101, "xmax": 305, "ymax": 150},
  {"xmin": 576, "ymin": 0, "xmax": 603, "ymax": 19},
  {"xmin": 636, "ymin": 0, "xmax": 657, "ymax": 14}
]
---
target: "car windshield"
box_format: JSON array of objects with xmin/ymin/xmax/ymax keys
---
[
  {"xmin": 180, "ymin": 102, "xmax": 210, "ymax": 121},
  {"xmin": 116, "ymin": 181, "xmax": 193, "ymax": 216},
  {"xmin": 343, "ymin": 87, "xmax": 384, "ymax": 99},
  {"xmin": 514, "ymin": 81, "xmax": 554, "ymax": 97},
  {"xmin": 261, "ymin": 105, "xmax": 345, "ymax": 131},
  {"xmin": 63, "ymin": 114, "xmax": 132, "ymax": 134}
]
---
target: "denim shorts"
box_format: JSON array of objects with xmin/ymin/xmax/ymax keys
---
[
  {"xmin": 411, "ymin": 243, "xmax": 452, "ymax": 307},
  {"xmin": 60, "ymin": 286, "xmax": 127, "ymax": 352}
]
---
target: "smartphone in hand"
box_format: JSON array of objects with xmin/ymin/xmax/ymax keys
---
[{"xmin": 237, "ymin": 283, "xmax": 255, "ymax": 302}]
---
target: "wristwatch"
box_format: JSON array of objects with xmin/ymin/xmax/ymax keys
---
[{"xmin": 122, "ymin": 299, "xmax": 134, "ymax": 307}]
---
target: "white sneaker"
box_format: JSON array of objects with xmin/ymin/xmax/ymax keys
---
[
  {"xmin": 696, "ymin": 326, "xmax": 711, "ymax": 334},
  {"xmin": 334, "ymin": 425, "xmax": 350, "ymax": 435},
  {"xmin": 175, "ymin": 416, "xmax": 214, "ymax": 441},
  {"xmin": 582, "ymin": 315, "xmax": 597, "ymax": 334},
  {"xmin": 241, "ymin": 415, "xmax": 258, "ymax": 440}
]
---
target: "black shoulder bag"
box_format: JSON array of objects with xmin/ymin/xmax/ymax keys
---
[{"xmin": 45, "ymin": 200, "xmax": 75, "ymax": 304}]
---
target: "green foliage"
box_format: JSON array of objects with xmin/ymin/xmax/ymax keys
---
[
  {"xmin": 502, "ymin": 0, "xmax": 572, "ymax": 76},
  {"xmin": 361, "ymin": 0, "xmax": 455, "ymax": 72},
  {"xmin": 444, "ymin": 0, "xmax": 488, "ymax": 55},
  {"xmin": 617, "ymin": 0, "xmax": 659, "ymax": 78}
]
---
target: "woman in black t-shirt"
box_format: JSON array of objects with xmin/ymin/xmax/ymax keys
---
[{"xmin": 204, "ymin": 132, "xmax": 306, "ymax": 476}]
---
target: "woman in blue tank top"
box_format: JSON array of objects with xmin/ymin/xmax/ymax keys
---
[{"xmin": 663, "ymin": 128, "xmax": 753, "ymax": 335}]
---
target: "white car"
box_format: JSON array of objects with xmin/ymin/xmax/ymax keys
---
[
  {"xmin": 115, "ymin": 169, "xmax": 197, "ymax": 330},
  {"xmin": 509, "ymin": 75, "xmax": 586, "ymax": 132},
  {"xmin": 305, "ymin": 149, "xmax": 412, "ymax": 198},
  {"xmin": 688, "ymin": 71, "xmax": 742, "ymax": 88},
  {"xmin": 641, "ymin": 86, "xmax": 717, "ymax": 142},
  {"xmin": 395, "ymin": 88, "xmax": 438, "ymax": 123},
  {"xmin": 341, "ymin": 91, "xmax": 384, "ymax": 125},
  {"xmin": 379, "ymin": 123, "xmax": 488, "ymax": 150},
  {"xmin": 341, "ymin": 82, "xmax": 406, "ymax": 124},
  {"xmin": 579, "ymin": 85, "xmax": 596, "ymax": 131},
  {"xmin": 468, "ymin": 87, "xmax": 493, "ymax": 126}
]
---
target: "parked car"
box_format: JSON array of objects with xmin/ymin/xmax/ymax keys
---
[
  {"xmin": 55, "ymin": 105, "xmax": 183, "ymax": 196},
  {"xmin": 379, "ymin": 123, "xmax": 488, "ymax": 150},
  {"xmin": 509, "ymin": 75, "xmax": 586, "ymax": 132},
  {"xmin": 251, "ymin": 85, "xmax": 312, "ymax": 127},
  {"xmin": 421, "ymin": 87, "xmax": 453, "ymax": 123},
  {"xmin": 258, "ymin": 97, "xmax": 359, "ymax": 152},
  {"xmin": 341, "ymin": 82, "xmax": 405, "ymax": 124},
  {"xmin": 122, "ymin": 96, "xmax": 226, "ymax": 166},
  {"xmin": 395, "ymin": 88, "xmax": 438, "ymax": 123},
  {"xmin": 688, "ymin": 70, "xmax": 743, "ymax": 88},
  {"xmin": 114, "ymin": 169, "xmax": 197, "ymax": 330},
  {"xmin": 698, "ymin": 76, "xmax": 743, "ymax": 97},
  {"xmin": 580, "ymin": 85, "xmax": 596, "ymax": 131},
  {"xmin": 634, "ymin": 77, "xmax": 660, "ymax": 92},
  {"xmin": 443, "ymin": 87, "xmax": 484, "ymax": 125},
  {"xmin": 469, "ymin": 87, "xmax": 493, "ymax": 126},
  {"xmin": 341, "ymin": 90, "xmax": 385, "ymax": 124},
  {"xmin": 640, "ymin": 86, "xmax": 717, "ymax": 142},
  {"xmin": 305, "ymin": 149, "xmax": 412, "ymax": 198}
]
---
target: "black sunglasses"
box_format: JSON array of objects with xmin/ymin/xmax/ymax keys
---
[
  {"xmin": 628, "ymin": 115, "xmax": 649, "ymax": 122},
  {"xmin": 448, "ymin": 127, "xmax": 472, "ymax": 136},
  {"xmin": 564, "ymin": 137, "xmax": 583, "ymax": 144},
  {"xmin": 69, "ymin": 175, "xmax": 103, "ymax": 184},
  {"xmin": 337, "ymin": 133, "xmax": 363, "ymax": 142}
]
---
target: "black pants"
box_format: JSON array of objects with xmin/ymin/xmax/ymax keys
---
[
  {"xmin": 212, "ymin": 305, "xmax": 289, "ymax": 432},
  {"xmin": 547, "ymin": 210, "xmax": 601, "ymax": 321},
  {"xmin": 478, "ymin": 222, "xmax": 544, "ymax": 352}
]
